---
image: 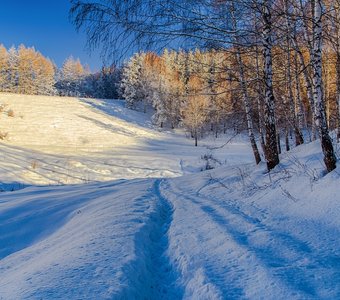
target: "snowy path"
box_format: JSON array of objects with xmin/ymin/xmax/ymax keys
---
[
  {"xmin": 0, "ymin": 179, "xmax": 170, "ymax": 299},
  {"xmin": 0, "ymin": 170, "xmax": 339, "ymax": 299},
  {"xmin": 146, "ymin": 180, "xmax": 183, "ymax": 299},
  {"xmin": 1, "ymin": 93, "xmax": 339, "ymax": 299},
  {"xmin": 161, "ymin": 174, "xmax": 340, "ymax": 299},
  {"xmin": 0, "ymin": 179, "xmax": 183, "ymax": 299}
]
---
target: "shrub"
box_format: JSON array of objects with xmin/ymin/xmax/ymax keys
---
[
  {"xmin": 0, "ymin": 131, "xmax": 8, "ymax": 140},
  {"xmin": 0, "ymin": 103, "xmax": 8, "ymax": 112},
  {"xmin": 7, "ymin": 109, "xmax": 14, "ymax": 117}
]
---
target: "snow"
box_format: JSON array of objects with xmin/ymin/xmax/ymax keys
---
[
  {"xmin": 0, "ymin": 180, "xmax": 160, "ymax": 299},
  {"xmin": 0, "ymin": 93, "xmax": 339, "ymax": 299},
  {"xmin": 0, "ymin": 93, "xmax": 251, "ymax": 186}
]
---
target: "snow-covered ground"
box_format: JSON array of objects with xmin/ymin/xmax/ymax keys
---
[
  {"xmin": 0, "ymin": 93, "xmax": 251, "ymax": 187},
  {"xmin": 0, "ymin": 93, "xmax": 339, "ymax": 299}
]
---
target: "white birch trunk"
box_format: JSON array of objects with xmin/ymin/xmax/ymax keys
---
[
  {"xmin": 294, "ymin": 51, "xmax": 306, "ymax": 132},
  {"xmin": 312, "ymin": 0, "xmax": 337, "ymax": 172},
  {"xmin": 293, "ymin": 1, "xmax": 317, "ymax": 140},
  {"xmin": 262, "ymin": 0, "xmax": 279, "ymax": 170},
  {"xmin": 254, "ymin": 14, "xmax": 266, "ymax": 154},
  {"xmin": 284, "ymin": 0, "xmax": 304, "ymax": 146},
  {"xmin": 334, "ymin": 1, "xmax": 340, "ymax": 142},
  {"xmin": 231, "ymin": 2, "xmax": 261, "ymax": 164}
]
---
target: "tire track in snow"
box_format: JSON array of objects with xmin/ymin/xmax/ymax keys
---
[
  {"xmin": 196, "ymin": 193, "xmax": 340, "ymax": 298},
  {"xmin": 166, "ymin": 179, "xmax": 340, "ymax": 298},
  {"xmin": 147, "ymin": 179, "xmax": 183, "ymax": 299}
]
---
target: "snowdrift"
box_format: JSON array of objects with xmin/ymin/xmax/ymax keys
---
[
  {"xmin": 0, "ymin": 93, "xmax": 252, "ymax": 186},
  {"xmin": 0, "ymin": 93, "xmax": 339, "ymax": 299}
]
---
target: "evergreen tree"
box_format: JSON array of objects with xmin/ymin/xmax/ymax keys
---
[
  {"xmin": 7, "ymin": 46, "xmax": 19, "ymax": 93},
  {"xmin": 0, "ymin": 45, "xmax": 9, "ymax": 92},
  {"xmin": 121, "ymin": 52, "xmax": 148, "ymax": 110},
  {"xmin": 58, "ymin": 56, "xmax": 87, "ymax": 96}
]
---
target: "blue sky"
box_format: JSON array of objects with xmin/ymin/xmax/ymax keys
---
[{"xmin": 0, "ymin": 0, "xmax": 103, "ymax": 71}]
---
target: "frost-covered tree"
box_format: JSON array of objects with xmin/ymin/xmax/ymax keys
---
[
  {"xmin": 70, "ymin": 0, "xmax": 340, "ymax": 172},
  {"xmin": 121, "ymin": 52, "xmax": 156, "ymax": 112},
  {"xmin": 0, "ymin": 45, "xmax": 55, "ymax": 95},
  {"xmin": 34, "ymin": 53, "xmax": 56, "ymax": 95},
  {"xmin": 0, "ymin": 43, "xmax": 120, "ymax": 98},
  {"xmin": 98, "ymin": 65, "xmax": 121, "ymax": 99},
  {"xmin": 0, "ymin": 45, "xmax": 9, "ymax": 91},
  {"xmin": 7, "ymin": 46, "xmax": 19, "ymax": 93},
  {"xmin": 57, "ymin": 56, "xmax": 88, "ymax": 96},
  {"xmin": 159, "ymin": 50, "xmax": 183, "ymax": 128},
  {"xmin": 121, "ymin": 52, "xmax": 145, "ymax": 109},
  {"xmin": 182, "ymin": 76, "xmax": 209, "ymax": 146},
  {"xmin": 17, "ymin": 45, "xmax": 35, "ymax": 94}
]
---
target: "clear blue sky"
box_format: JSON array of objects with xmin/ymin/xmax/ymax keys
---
[{"xmin": 0, "ymin": 0, "xmax": 103, "ymax": 71}]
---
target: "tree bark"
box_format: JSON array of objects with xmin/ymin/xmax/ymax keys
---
[
  {"xmin": 292, "ymin": 2, "xmax": 316, "ymax": 140},
  {"xmin": 254, "ymin": 17, "xmax": 266, "ymax": 155},
  {"xmin": 277, "ymin": 132, "xmax": 281, "ymax": 154},
  {"xmin": 194, "ymin": 129, "xmax": 198, "ymax": 147},
  {"xmin": 312, "ymin": 0, "xmax": 337, "ymax": 172},
  {"xmin": 262, "ymin": 0, "xmax": 279, "ymax": 170},
  {"xmin": 231, "ymin": 3, "xmax": 261, "ymax": 165},
  {"xmin": 337, "ymin": 54, "xmax": 340, "ymax": 142},
  {"xmin": 294, "ymin": 51, "xmax": 306, "ymax": 133},
  {"xmin": 284, "ymin": 0, "xmax": 304, "ymax": 146},
  {"xmin": 285, "ymin": 128, "xmax": 290, "ymax": 152},
  {"xmin": 335, "ymin": 1, "xmax": 340, "ymax": 142}
]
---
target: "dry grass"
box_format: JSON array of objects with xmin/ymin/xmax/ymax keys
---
[
  {"xmin": 0, "ymin": 131, "xmax": 9, "ymax": 140},
  {"xmin": 0, "ymin": 103, "xmax": 8, "ymax": 113},
  {"xmin": 7, "ymin": 109, "xmax": 15, "ymax": 117},
  {"xmin": 31, "ymin": 160, "xmax": 38, "ymax": 170}
]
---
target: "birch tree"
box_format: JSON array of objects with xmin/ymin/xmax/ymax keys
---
[
  {"xmin": 261, "ymin": 0, "xmax": 280, "ymax": 170},
  {"xmin": 324, "ymin": 0, "xmax": 340, "ymax": 141},
  {"xmin": 282, "ymin": 0, "xmax": 304, "ymax": 146},
  {"xmin": 70, "ymin": 0, "xmax": 337, "ymax": 172},
  {"xmin": 231, "ymin": 1, "xmax": 261, "ymax": 164},
  {"xmin": 182, "ymin": 77, "xmax": 209, "ymax": 146},
  {"xmin": 311, "ymin": 0, "xmax": 337, "ymax": 172}
]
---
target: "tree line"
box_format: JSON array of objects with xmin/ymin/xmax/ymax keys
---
[
  {"xmin": 71, "ymin": 0, "xmax": 339, "ymax": 173},
  {"xmin": 120, "ymin": 46, "xmax": 340, "ymax": 152},
  {"xmin": 120, "ymin": 50, "xmax": 233, "ymax": 147},
  {"xmin": 0, "ymin": 44, "xmax": 120, "ymax": 99}
]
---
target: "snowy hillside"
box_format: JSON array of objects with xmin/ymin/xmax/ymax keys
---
[
  {"xmin": 0, "ymin": 93, "xmax": 339, "ymax": 299},
  {"xmin": 0, "ymin": 93, "xmax": 252, "ymax": 187}
]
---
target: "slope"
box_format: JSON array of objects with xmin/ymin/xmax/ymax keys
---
[
  {"xmin": 0, "ymin": 93, "xmax": 253, "ymax": 187},
  {"xmin": 0, "ymin": 93, "xmax": 339, "ymax": 299}
]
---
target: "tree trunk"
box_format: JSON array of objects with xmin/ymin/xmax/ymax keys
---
[
  {"xmin": 254, "ymin": 31, "xmax": 266, "ymax": 155},
  {"xmin": 324, "ymin": 59, "xmax": 331, "ymax": 128},
  {"xmin": 291, "ymin": 4, "xmax": 316, "ymax": 141},
  {"xmin": 277, "ymin": 132, "xmax": 281, "ymax": 154},
  {"xmin": 262, "ymin": 0, "xmax": 279, "ymax": 170},
  {"xmin": 312, "ymin": 0, "xmax": 337, "ymax": 172},
  {"xmin": 335, "ymin": 2, "xmax": 340, "ymax": 142},
  {"xmin": 285, "ymin": 128, "xmax": 290, "ymax": 152},
  {"xmin": 284, "ymin": 0, "xmax": 304, "ymax": 147},
  {"xmin": 337, "ymin": 54, "xmax": 340, "ymax": 142},
  {"xmin": 294, "ymin": 51, "xmax": 307, "ymax": 134},
  {"xmin": 231, "ymin": 3, "xmax": 261, "ymax": 165},
  {"xmin": 194, "ymin": 130, "xmax": 198, "ymax": 147},
  {"xmin": 296, "ymin": 46, "xmax": 316, "ymax": 141},
  {"xmin": 237, "ymin": 52, "xmax": 262, "ymax": 165}
]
